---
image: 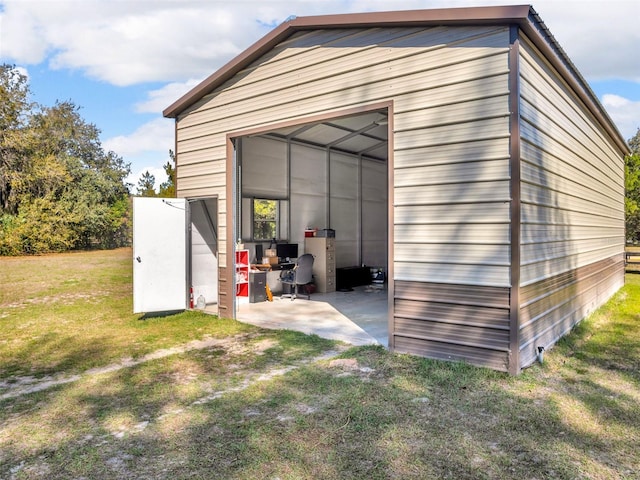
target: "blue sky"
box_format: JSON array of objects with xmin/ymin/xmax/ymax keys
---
[{"xmin": 2, "ymin": 0, "xmax": 639, "ymax": 190}]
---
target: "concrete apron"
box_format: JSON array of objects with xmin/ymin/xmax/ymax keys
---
[{"xmin": 234, "ymin": 285, "xmax": 388, "ymax": 347}]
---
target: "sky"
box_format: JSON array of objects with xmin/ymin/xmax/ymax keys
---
[{"xmin": 1, "ymin": 0, "xmax": 639, "ymax": 190}]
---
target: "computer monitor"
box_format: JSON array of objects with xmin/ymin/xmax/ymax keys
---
[{"xmin": 276, "ymin": 243, "xmax": 298, "ymax": 261}]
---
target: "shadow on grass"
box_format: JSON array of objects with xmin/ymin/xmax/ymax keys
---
[
  {"xmin": 2, "ymin": 340, "xmax": 638, "ymax": 479},
  {"xmin": 139, "ymin": 310, "xmax": 185, "ymax": 320},
  {"xmin": 0, "ymin": 333, "xmax": 114, "ymax": 379},
  {"xmin": 2, "ymin": 279, "xmax": 640, "ymax": 479}
]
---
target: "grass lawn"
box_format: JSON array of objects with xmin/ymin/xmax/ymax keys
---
[{"xmin": 1, "ymin": 249, "xmax": 639, "ymax": 479}]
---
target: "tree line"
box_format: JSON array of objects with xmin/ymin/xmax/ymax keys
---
[
  {"xmin": 0, "ymin": 65, "xmax": 135, "ymax": 254},
  {"xmin": 625, "ymin": 129, "xmax": 640, "ymax": 243}
]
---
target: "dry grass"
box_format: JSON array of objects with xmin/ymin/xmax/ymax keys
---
[
  {"xmin": 0, "ymin": 248, "xmax": 256, "ymax": 378},
  {"xmin": 1, "ymin": 250, "xmax": 639, "ymax": 479}
]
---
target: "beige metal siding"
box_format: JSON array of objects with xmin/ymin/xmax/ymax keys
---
[{"xmin": 517, "ymin": 35, "xmax": 625, "ymax": 368}]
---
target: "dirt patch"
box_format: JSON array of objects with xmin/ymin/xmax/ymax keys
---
[
  {"xmin": 0, "ymin": 334, "xmax": 256, "ymax": 400},
  {"xmin": 0, "ymin": 336, "xmax": 347, "ymax": 402},
  {"xmin": 1, "ymin": 291, "xmax": 109, "ymax": 309}
]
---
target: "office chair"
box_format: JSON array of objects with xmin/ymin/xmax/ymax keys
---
[{"xmin": 280, "ymin": 253, "xmax": 314, "ymax": 300}]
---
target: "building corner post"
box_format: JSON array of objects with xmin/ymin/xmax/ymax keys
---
[{"xmin": 508, "ymin": 25, "xmax": 522, "ymax": 375}]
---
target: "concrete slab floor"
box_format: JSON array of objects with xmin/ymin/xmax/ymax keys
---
[{"xmin": 233, "ymin": 285, "xmax": 389, "ymax": 347}]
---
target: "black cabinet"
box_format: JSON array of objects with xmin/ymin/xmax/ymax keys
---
[
  {"xmin": 249, "ymin": 271, "xmax": 267, "ymax": 303},
  {"xmin": 336, "ymin": 266, "xmax": 371, "ymax": 291}
]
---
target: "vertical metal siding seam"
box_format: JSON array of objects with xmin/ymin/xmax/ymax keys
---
[
  {"xmin": 223, "ymin": 135, "xmax": 236, "ymax": 316},
  {"xmin": 508, "ymin": 25, "xmax": 522, "ymax": 375}
]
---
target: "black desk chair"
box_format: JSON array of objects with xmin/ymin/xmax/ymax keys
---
[{"xmin": 280, "ymin": 253, "xmax": 314, "ymax": 300}]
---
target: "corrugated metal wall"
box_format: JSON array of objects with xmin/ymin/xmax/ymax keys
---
[
  {"xmin": 390, "ymin": 28, "xmax": 512, "ymax": 369},
  {"xmin": 517, "ymin": 35, "xmax": 625, "ymax": 368},
  {"xmin": 174, "ymin": 24, "xmax": 515, "ymax": 367}
]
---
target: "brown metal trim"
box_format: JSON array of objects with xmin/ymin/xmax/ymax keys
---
[
  {"xmin": 387, "ymin": 101, "xmax": 395, "ymax": 352},
  {"xmin": 508, "ymin": 25, "xmax": 522, "ymax": 376},
  {"xmin": 173, "ymin": 119, "xmax": 179, "ymax": 197},
  {"xmin": 394, "ymin": 281, "xmax": 510, "ymax": 309},
  {"xmin": 217, "ymin": 267, "xmax": 229, "ymax": 317},
  {"xmin": 221, "ymin": 135, "xmax": 236, "ymax": 317},
  {"xmin": 289, "ymin": 5, "xmax": 531, "ymax": 29},
  {"xmin": 518, "ymin": 254, "xmax": 624, "ymax": 369},
  {"xmin": 391, "ymin": 281, "xmax": 511, "ymax": 370}
]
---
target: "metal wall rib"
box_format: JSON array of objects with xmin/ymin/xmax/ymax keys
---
[
  {"xmin": 517, "ymin": 35, "xmax": 625, "ymax": 368},
  {"xmin": 519, "ymin": 255, "xmax": 624, "ymax": 367},
  {"xmin": 393, "ymin": 281, "xmax": 511, "ymax": 371}
]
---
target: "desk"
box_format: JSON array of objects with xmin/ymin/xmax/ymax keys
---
[
  {"xmin": 251, "ymin": 264, "xmax": 272, "ymax": 271},
  {"xmin": 250, "ymin": 263, "xmax": 295, "ymax": 294},
  {"xmin": 251, "ymin": 263, "xmax": 295, "ymax": 271},
  {"xmin": 272, "ymin": 262, "xmax": 295, "ymax": 271}
]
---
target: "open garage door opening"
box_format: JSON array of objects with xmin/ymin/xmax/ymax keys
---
[{"xmin": 231, "ymin": 108, "xmax": 391, "ymax": 346}]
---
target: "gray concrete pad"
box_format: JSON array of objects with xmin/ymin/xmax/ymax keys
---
[{"xmin": 234, "ymin": 285, "xmax": 389, "ymax": 346}]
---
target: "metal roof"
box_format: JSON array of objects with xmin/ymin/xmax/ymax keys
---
[{"xmin": 164, "ymin": 4, "xmax": 628, "ymax": 154}]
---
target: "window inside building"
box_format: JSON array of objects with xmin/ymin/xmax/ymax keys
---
[{"xmin": 253, "ymin": 198, "xmax": 278, "ymax": 240}]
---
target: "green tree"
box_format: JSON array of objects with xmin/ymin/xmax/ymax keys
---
[
  {"xmin": 158, "ymin": 150, "xmax": 176, "ymax": 198},
  {"xmin": 136, "ymin": 170, "xmax": 156, "ymax": 197},
  {"xmin": 253, "ymin": 198, "xmax": 277, "ymax": 240},
  {"xmin": 626, "ymin": 128, "xmax": 640, "ymax": 243},
  {"xmin": 0, "ymin": 65, "xmax": 32, "ymax": 213},
  {"xmin": 0, "ymin": 64, "xmax": 131, "ymax": 254}
]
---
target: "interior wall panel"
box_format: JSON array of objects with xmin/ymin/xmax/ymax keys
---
[
  {"xmin": 361, "ymin": 159, "xmax": 388, "ymax": 268},
  {"xmin": 240, "ymin": 137, "xmax": 288, "ymax": 198},
  {"xmin": 330, "ymin": 153, "xmax": 359, "ymax": 267}
]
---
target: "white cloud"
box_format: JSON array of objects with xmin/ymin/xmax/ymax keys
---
[
  {"xmin": 602, "ymin": 94, "xmax": 640, "ymax": 141},
  {"xmin": 135, "ymin": 79, "xmax": 203, "ymax": 114},
  {"xmin": 3, "ymin": 0, "xmax": 638, "ymax": 169},
  {"xmin": 0, "ymin": 0, "xmax": 318, "ymax": 86},
  {"xmin": 103, "ymin": 117, "xmax": 175, "ymax": 191},
  {"xmin": 14, "ymin": 65, "xmax": 29, "ymax": 81},
  {"xmin": 2, "ymin": 0, "xmax": 639, "ymax": 87},
  {"xmin": 528, "ymin": 1, "xmax": 640, "ymax": 82},
  {"xmin": 103, "ymin": 117, "xmax": 173, "ymax": 157}
]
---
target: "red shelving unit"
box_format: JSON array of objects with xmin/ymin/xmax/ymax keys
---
[{"xmin": 235, "ymin": 249, "xmax": 249, "ymax": 301}]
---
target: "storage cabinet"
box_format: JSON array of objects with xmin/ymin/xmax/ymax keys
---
[
  {"xmin": 235, "ymin": 249, "xmax": 249, "ymax": 302},
  {"xmin": 304, "ymin": 237, "xmax": 335, "ymax": 293},
  {"xmin": 250, "ymin": 271, "xmax": 267, "ymax": 303}
]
